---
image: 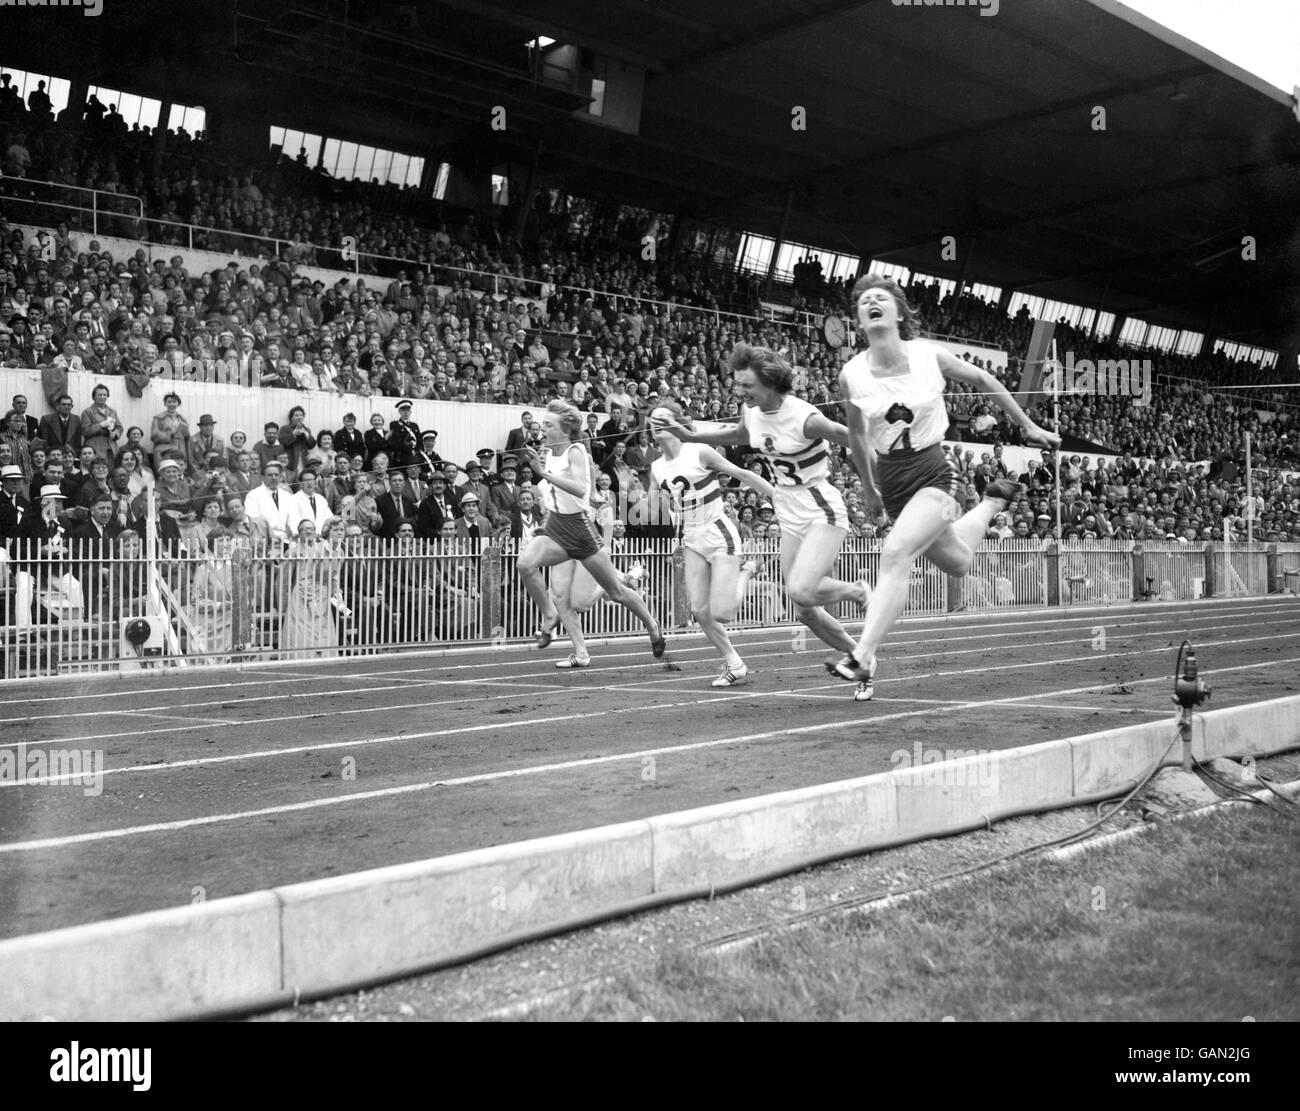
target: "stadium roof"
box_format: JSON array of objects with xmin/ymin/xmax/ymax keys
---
[
  {"xmin": 423, "ymin": 0, "xmax": 1300, "ymax": 348},
  {"xmin": 7, "ymin": 0, "xmax": 1300, "ymax": 350}
]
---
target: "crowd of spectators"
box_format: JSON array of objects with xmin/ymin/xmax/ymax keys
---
[{"xmin": 3, "ymin": 77, "xmax": 1299, "ymax": 659}]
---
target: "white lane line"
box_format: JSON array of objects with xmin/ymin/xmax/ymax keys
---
[
  {"xmin": 9, "ymin": 624, "xmax": 1298, "ymax": 752},
  {"xmin": 0, "ymin": 599, "xmax": 1284, "ymax": 706},
  {"xmin": 119, "ymin": 711, "xmax": 240, "ymax": 727},
  {"xmin": 6, "ymin": 651, "xmax": 1297, "ymax": 854},
  {"xmin": 9, "ymin": 622, "xmax": 1299, "ymax": 780},
  {"xmin": 4, "ymin": 607, "xmax": 1288, "ymax": 730},
  {"xmin": 0, "ymin": 690, "xmax": 765, "ymax": 791}
]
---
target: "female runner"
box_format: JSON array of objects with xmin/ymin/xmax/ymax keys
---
[
  {"xmin": 827, "ymin": 274, "xmax": 1061, "ymax": 698},
  {"xmin": 517, "ymin": 400, "xmax": 665, "ymax": 658},
  {"xmin": 653, "ymin": 344, "xmax": 872, "ymax": 698},
  {"xmin": 649, "ymin": 399, "xmax": 770, "ymax": 687},
  {"xmin": 543, "ymin": 484, "xmax": 649, "ymax": 669}
]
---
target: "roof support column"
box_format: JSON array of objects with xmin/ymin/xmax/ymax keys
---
[{"xmin": 762, "ymin": 187, "xmax": 794, "ymax": 301}]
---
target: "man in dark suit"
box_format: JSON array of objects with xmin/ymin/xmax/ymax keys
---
[
  {"xmin": 9, "ymin": 394, "xmax": 39, "ymax": 441},
  {"xmin": 0, "ymin": 464, "xmax": 30, "ymax": 548},
  {"xmin": 387, "ymin": 400, "xmax": 421, "ymax": 471},
  {"xmin": 503, "ymin": 411, "xmax": 534, "ymax": 461},
  {"xmin": 414, "ymin": 430, "xmax": 443, "ymax": 481},
  {"xmin": 36, "ymin": 394, "xmax": 83, "ymax": 456},
  {"xmin": 71, "ymin": 494, "xmax": 123, "ymax": 614},
  {"xmin": 374, "ymin": 469, "xmax": 418, "ymax": 540},
  {"xmin": 414, "ymin": 472, "xmax": 455, "ymax": 539},
  {"xmin": 489, "ymin": 460, "xmax": 522, "ymax": 524}
]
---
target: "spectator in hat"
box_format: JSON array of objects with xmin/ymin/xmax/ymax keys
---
[
  {"xmin": 141, "ymin": 456, "xmax": 196, "ymax": 520},
  {"xmin": 489, "ymin": 459, "xmax": 522, "ymax": 524},
  {"xmin": 475, "ymin": 446, "xmax": 499, "ymax": 483},
  {"xmin": 15, "ymin": 484, "xmax": 72, "ymax": 612},
  {"xmin": 187, "ymin": 413, "xmax": 224, "ymax": 476},
  {"xmin": 455, "ymin": 492, "xmax": 493, "ymax": 542},
  {"xmin": 0, "ymin": 463, "xmax": 30, "ymax": 548},
  {"xmin": 387, "ymin": 400, "xmax": 421, "ymax": 470},
  {"xmin": 416, "ymin": 429, "xmax": 442, "ymax": 479},
  {"xmin": 149, "ymin": 392, "xmax": 188, "ymax": 470},
  {"xmin": 461, "ymin": 460, "xmax": 493, "ymax": 511}
]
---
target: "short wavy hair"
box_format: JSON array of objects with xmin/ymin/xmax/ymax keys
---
[
  {"xmin": 727, "ymin": 342, "xmax": 794, "ymax": 394},
  {"xmin": 546, "ymin": 399, "xmax": 583, "ymax": 441},
  {"xmin": 850, "ymin": 274, "xmax": 922, "ymax": 341}
]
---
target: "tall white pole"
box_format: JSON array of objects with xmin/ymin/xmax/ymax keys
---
[
  {"xmin": 1246, "ymin": 431, "xmax": 1253, "ymax": 547},
  {"xmin": 1050, "ymin": 339, "xmax": 1062, "ymax": 541}
]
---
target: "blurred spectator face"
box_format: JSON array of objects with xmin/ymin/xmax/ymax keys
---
[
  {"xmin": 80, "ymin": 446, "xmax": 96, "ymax": 470},
  {"xmin": 372, "ymin": 454, "xmax": 388, "ymax": 475},
  {"xmin": 298, "ymin": 520, "xmax": 317, "ymax": 543},
  {"xmin": 438, "ymin": 520, "xmax": 456, "ymax": 541}
]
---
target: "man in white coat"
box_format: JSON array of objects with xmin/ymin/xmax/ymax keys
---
[
  {"xmin": 243, "ymin": 462, "xmax": 295, "ymax": 547},
  {"xmin": 287, "ymin": 468, "xmax": 337, "ymax": 538}
]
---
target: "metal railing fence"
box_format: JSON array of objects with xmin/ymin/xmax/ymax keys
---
[{"xmin": 2, "ymin": 537, "xmax": 1289, "ymax": 679}]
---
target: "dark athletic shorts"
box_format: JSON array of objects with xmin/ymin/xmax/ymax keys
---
[
  {"xmin": 876, "ymin": 442, "xmax": 963, "ymax": 519},
  {"xmin": 539, "ymin": 510, "xmax": 603, "ymax": 560}
]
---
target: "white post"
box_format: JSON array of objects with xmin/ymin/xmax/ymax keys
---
[
  {"xmin": 1223, "ymin": 515, "xmax": 1231, "ymax": 598},
  {"xmin": 1050, "ymin": 339, "xmax": 1062, "ymax": 541},
  {"xmin": 1246, "ymin": 431, "xmax": 1253, "ymax": 547}
]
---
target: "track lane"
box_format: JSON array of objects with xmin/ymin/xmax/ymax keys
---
[{"xmin": 0, "ymin": 599, "xmax": 1296, "ymax": 938}]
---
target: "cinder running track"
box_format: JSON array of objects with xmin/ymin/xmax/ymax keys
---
[{"xmin": 1, "ymin": 597, "xmax": 1297, "ymax": 939}]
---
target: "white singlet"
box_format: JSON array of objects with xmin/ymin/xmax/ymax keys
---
[
  {"xmin": 843, "ymin": 339, "xmax": 949, "ymax": 456},
  {"xmin": 744, "ymin": 395, "xmax": 831, "ymax": 486},
  {"xmin": 743, "ymin": 395, "xmax": 847, "ymax": 538},
  {"xmin": 542, "ymin": 441, "xmax": 592, "ymax": 516},
  {"xmin": 651, "ymin": 442, "xmax": 725, "ymax": 531}
]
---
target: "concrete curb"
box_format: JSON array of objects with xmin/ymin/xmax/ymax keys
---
[{"xmin": 2, "ymin": 695, "xmax": 1297, "ymax": 1020}]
